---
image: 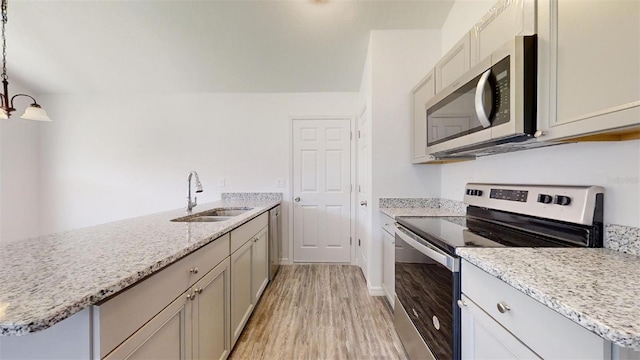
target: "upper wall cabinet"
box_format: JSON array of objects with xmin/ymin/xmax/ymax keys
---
[
  {"xmin": 470, "ymin": 0, "xmax": 536, "ymax": 66},
  {"xmin": 435, "ymin": 34, "xmax": 471, "ymax": 93},
  {"xmin": 412, "ymin": 70, "xmax": 435, "ymax": 163},
  {"xmin": 537, "ymin": 0, "xmax": 640, "ymax": 141}
]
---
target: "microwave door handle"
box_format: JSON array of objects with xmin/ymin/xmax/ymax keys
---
[{"xmin": 475, "ymin": 69, "xmax": 493, "ymax": 128}]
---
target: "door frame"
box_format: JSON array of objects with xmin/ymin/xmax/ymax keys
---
[
  {"xmin": 288, "ymin": 115, "xmax": 357, "ymax": 265},
  {"xmin": 355, "ymin": 104, "xmax": 369, "ymax": 273}
]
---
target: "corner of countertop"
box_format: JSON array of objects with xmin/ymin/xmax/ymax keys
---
[{"xmin": 379, "ymin": 197, "xmax": 466, "ymax": 219}]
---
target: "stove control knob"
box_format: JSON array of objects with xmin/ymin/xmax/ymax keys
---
[
  {"xmin": 537, "ymin": 194, "xmax": 553, "ymax": 204},
  {"xmin": 467, "ymin": 189, "xmax": 483, "ymax": 196},
  {"xmin": 554, "ymin": 195, "xmax": 572, "ymax": 206}
]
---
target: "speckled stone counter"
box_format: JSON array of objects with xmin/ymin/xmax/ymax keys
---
[
  {"xmin": 379, "ymin": 197, "xmax": 466, "ymax": 214},
  {"xmin": 380, "ymin": 207, "xmax": 465, "ymax": 219},
  {"xmin": 457, "ymin": 247, "xmax": 640, "ymax": 350},
  {"xmin": 0, "ymin": 198, "xmax": 280, "ymax": 336}
]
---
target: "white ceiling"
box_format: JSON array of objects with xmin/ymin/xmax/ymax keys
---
[{"xmin": 8, "ymin": 0, "xmax": 453, "ymax": 94}]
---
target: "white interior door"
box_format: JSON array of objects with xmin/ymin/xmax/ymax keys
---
[
  {"xmin": 356, "ymin": 110, "xmax": 370, "ymax": 276},
  {"xmin": 293, "ymin": 119, "xmax": 352, "ymax": 263}
]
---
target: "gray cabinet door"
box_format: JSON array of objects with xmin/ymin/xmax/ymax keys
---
[
  {"xmin": 192, "ymin": 259, "xmax": 231, "ymax": 360},
  {"xmin": 538, "ymin": 0, "xmax": 640, "ymax": 140},
  {"xmin": 412, "ymin": 71, "xmax": 436, "ymax": 162},
  {"xmin": 435, "ymin": 34, "xmax": 470, "ymax": 93},
  {"xmin": 230, "ymin": 239, "xmax": 254, "ymax": 347},
  {"xmin": 104, "ymin": 293, "xmax": 191, "ymax": 360},
  {"xmin": 460, "ymin": 294, "xmax": 540, "ymax": 360},
  {"xmin": 251, "ymin": 226, "xmax": 269, "ymax": 304}
]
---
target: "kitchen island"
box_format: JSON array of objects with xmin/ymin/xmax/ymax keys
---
[{"xmin": 0, "ymin": 194, "xmax": 281, "ymax": 359}]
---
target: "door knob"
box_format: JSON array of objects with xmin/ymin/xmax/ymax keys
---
[
  {"xmin": 360, "ymin": 200, "xmax": 367, "ymax": 206},
  {"xmin": 294, "ymin": 197, "xmax": 300, "ymax": 202}
]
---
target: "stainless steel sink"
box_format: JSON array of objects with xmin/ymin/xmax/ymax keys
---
[
  {"xmin": 171, "ymin": 207, "xmax": 253, "ymax": 223},
  {"xmin": 198, "ymin": 208, "xmax": 253, "ymax": 217},
  {"xmin": 172, "ymin": 216, "xmax": 230, "ymax": 223}
]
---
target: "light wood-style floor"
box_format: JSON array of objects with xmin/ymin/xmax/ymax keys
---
[{"xmin": 230, "ymin": 264, "xmax": 408, "ymax": 360}]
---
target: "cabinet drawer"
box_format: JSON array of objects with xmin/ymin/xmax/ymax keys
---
[
  {"xmin": 231, "ymin": 212, "xmax": 268, "ymax": 253},
  {"xmin": 462, "ymin": 261, "xmax": 608, "ymax": 359},
  {"xmin": 93, "ymin": 233, "xmax": 230, "ymax": 358}
]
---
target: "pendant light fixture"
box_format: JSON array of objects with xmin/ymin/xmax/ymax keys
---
[{"xmin": 0, "ymin": 0, "xmax": 50, "ymax": 121}]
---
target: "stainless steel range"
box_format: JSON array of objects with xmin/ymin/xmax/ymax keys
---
[{"xmin": 393, "ymin": 183, "xmax": 604, "ymax": 360}]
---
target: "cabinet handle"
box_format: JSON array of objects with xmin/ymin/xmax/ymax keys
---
[
  {"xmin": 412, "ymin": 308, "xmax": 419, "ymax": 318},
  {"xmin": 190, "ymin": 267, "xmax": 199, "ymax": 274},
  {"xmin": 188, "ymin": 293, "xmax": 196, "ymax": 301},
  {"xmin": 497, "ymin": 302, "xmax": 510, "ymax": 313},
  {"xmin": 195, "ymin": 288, "xmax": 203, "ymax": 294},
  {"xmin": 457, "ymin": 300, "xmax": 466, "ymax": 308}
]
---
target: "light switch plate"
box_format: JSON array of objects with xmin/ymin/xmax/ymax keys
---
[
  {"xmin": 276, "ymin": 178, "xmax": 286, "ymax": 188},
  {"xmin": 218, "ymin": 178, "xmax": 226, "ymax": 187}
]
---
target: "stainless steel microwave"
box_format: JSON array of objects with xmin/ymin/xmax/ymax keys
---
[{"xmin": 425, "ymin": 36, "xmax": 537, "ymax": 158}]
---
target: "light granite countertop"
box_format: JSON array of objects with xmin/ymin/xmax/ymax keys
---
[
  {"xmin": 380, "ymin": 207, "xmax": 465, "ymax": 219},
  {"xmin": 0, "ymin": 199, "xmax": 280, "ymax": 336},
  {"xmin": 457, "ymin": 248, "xmax": 640, "ymax": 350}
]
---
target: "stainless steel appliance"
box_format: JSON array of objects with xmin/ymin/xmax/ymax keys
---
[
  {"xmin": 394, "ymin": 183, "xmax": 604, "ymax": 360},
  {"xmin": 269, "ymin": 205, "xmax": 281, "ymax": 280},
  {"xmin": 424, "ymin": 36, "xmax": 543, "ymax": 160}
]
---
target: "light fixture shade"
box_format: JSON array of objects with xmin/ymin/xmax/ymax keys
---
[
  {"xmin": 0, "ymin": 109, "xmax": 8, "ymax": 119},
  {"xmin": 20, "ymin": 105, "xmax": 51, "ymax": 122}
]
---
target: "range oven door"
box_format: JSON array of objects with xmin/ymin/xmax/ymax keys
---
[{"xmin": 394, "ymin": 225, "xmax": 460, "ymax": 360}]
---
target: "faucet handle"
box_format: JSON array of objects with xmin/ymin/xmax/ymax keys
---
[{"xmin": 193, "ymin": 196, "xmax": 198, "ymax": 207}]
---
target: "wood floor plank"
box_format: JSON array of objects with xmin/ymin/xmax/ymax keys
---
[{"xmin": 230, "ymin": 264, "xmax": 408, "ymax": 360}]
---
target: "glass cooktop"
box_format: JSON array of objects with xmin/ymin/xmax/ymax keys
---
[{"xmin": 395, "ymin": 216, "xmax": 571, "ymax": 255}]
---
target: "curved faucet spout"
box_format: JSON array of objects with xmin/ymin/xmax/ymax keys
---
[{"xmin": 187, "ymin": 171, "xmax": 204, "ymax": 213}]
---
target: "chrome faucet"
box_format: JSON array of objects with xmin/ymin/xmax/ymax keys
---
[{"xmin": 186, "ymin": 171, "xmax": 203, "ymax": 213}]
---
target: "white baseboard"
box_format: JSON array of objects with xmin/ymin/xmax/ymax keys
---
[
  {"xmin": 279, "ymin": 257, "xmax": 291, "ymax": 265},
  {"xmin": 368, "ymin": 285, "xmax": 385, "ymax": 296}
]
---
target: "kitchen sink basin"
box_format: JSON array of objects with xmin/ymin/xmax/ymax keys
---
[
  {"xmin": 170, "ymin": 207, "xmax": 253, "ymax": 223},
  {"xmin": 198, "ymin": 208, "xmax": 253, "ymax": 217},
  {"xmin": 172, "ymin": 216, "xmax": 229, "ymax": 223}
]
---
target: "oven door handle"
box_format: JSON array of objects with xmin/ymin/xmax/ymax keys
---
[{"xmin": 395, "ymin": 225, "xmax": 458, "ymax": 272}]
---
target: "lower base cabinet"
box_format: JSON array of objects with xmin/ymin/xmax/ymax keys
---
[
  {"xmin": 461, "ymin": 260, "xmax": 609, "ymax": 359},
  {"xmin": 231, "ymin": 224, "xmax": 270, "ymax": 347},
  {"xmin": 461, "ymin": 294, "xmax": 539, "ymax": 359},
  {"xmin": 104, "ymin": 294, "xmax": 191, "ymax": 360},
  {"xmin": 105, "ymin": 259, "xmax": 230, "ymax": 360},
  {"xmin": 251, "ymin": 226, "xmax": 269, "ymax": 303},
  {"xmin": 382, "ymin": 229, "xmax": 395, "ymax": 308},
  {"xmin": 381, "ymin": 215, "xmax": 396, "ymax": 308},
  {"xmin": 231, "ymin": 239, "xmax": 254, "ymax": 347},
  {"xmin": 192, "ymin": 258, "xmax": 231, "ymax": 360}
]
